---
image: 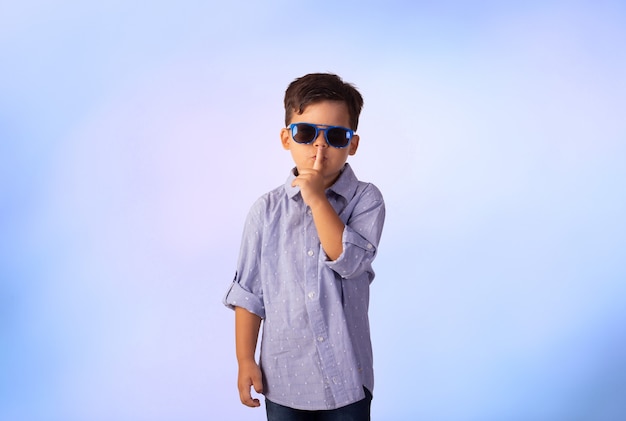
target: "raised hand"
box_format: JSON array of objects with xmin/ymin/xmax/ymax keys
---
[{"xmin": 292, "ymin": 148, "xmax": 327, "ymax": 208}]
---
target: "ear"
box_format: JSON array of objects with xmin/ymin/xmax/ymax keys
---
[
  {"xmin": 280, "ymin": 128, "xmax": 291, "ymax": 150},
  {"xmin": 348, "ymin": 134, "xmax": 360, "ymax": 156}
]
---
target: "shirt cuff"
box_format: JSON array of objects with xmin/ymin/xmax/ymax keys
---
[{"xmin": 223, "ymin": 281, "xmax": 265, "ymax": 319}]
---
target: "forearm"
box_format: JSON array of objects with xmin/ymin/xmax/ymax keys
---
[
  {"xmin": 234, "ymin": 306, "xmax": 264, "ymax": 407},
  {"xmin": 235, "ymin": 306, "xmax": 262, "ymax": 363},
  {"xmin": 310, "ymin": 198, "xmax": 345, "ymax": 261},
  {"xmin": 323, "ymin": 188, "xmax": 385, "ymax": 279}
]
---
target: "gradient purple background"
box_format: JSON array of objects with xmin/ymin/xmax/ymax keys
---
[{"xmin": 1, "ymin": 1, "xmax": 625, "ymax": 420}]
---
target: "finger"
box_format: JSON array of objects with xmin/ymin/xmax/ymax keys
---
[
  {"xmin": 239, "ymin": 385, "xmax": 261, "ymax": 407},
  {"xmin": 313, "ymin": 149, "xmax": 324, "ymax": 171},
  {"xmin": 242, "ymin": 396, "xmax": 261, "ymax": 407},
  {"xmin": 291, "ymin": 171, "xmax": 311, "ymax": 187},
  {"xmin": 239, "ymin": 386, "xmax": 252, "ymax": 405}
]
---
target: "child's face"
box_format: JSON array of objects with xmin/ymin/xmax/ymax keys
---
[{"xmin": 280, "ymin": 100, "xmax": 359, "ymax": 186}]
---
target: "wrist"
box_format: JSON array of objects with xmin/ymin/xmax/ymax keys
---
[
  {"xmin": 237, "ymin": 356, "xmax": 257, "ymax": 365},
  {"xmin": 307, "ymin": 194, "xmax": 330, "ymax": 213}
]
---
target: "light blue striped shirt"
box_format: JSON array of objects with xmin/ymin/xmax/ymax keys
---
[{"xmin": 224, "ymin": 163, "xmax": 385, "ymax": 410}]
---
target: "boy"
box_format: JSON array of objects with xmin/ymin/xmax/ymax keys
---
[{"xmin": 223, "ymin": 73, "xmax": 385, "ymax": 420}]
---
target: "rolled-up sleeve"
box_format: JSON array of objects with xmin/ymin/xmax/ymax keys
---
[
  {"xmin": 223, "ymin": 276, "xmax": 265, "ymax": 318},
  {"xmin": 325, "ymin": 184, "xmax": 385, "ymax": 280},
  {"xmin": 222, "ymin": 199, "xmax": 266, "ymax": 319}
]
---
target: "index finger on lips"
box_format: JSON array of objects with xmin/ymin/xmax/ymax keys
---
[{"xmin": 313, "ymin": 150, "xmax": 324, "ymax": 171}]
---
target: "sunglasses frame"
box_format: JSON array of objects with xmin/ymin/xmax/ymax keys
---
[{"xmin": 288, "ymin": 122, "xmax": 354, "ymax": 149}]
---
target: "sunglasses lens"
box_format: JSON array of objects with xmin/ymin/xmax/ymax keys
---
[
  {"xmin": 292, "ymin": 123, "xmax": 316, "ymax": 144},
  {"xmin": 327, "ymin": 128, "xmax": 351, "ymax": 148}
]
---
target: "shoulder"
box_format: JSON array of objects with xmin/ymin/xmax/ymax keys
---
[
  {"xmin": 346, "ymin": 181, "xmax": 385, "ymax": 219},
  {"xmin": 334, "ymin": 164, "xmax": 384, "ymax": 203},
  {"xmin": 247, "ymin": 183, "xmax": 290, "ymax": 219},
  {"xmin": 353, "ymin": 180, "xmax": 384, "ymax": 205},
  {"xmin": 358, "ymin": 180, "xmax": 383, "ymax": 197},
  {"xmin": 254, "ymin": 183, "xmax": 288, "ymax": 206}
]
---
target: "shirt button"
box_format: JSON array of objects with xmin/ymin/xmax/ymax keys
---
[
  {"xmin": 366, "ymin": 243, "xmax": 373, "ymax": 250},
  {"xmin": 317, "ymin": 336, "xmax": 324, "ymax": 342},
  {"xmin": 308, "ymin": 292, "xmax": 316, "ymax": 299},
  {"xmin": 307, "ymin": 208, "xmax": 312, "ymax": 216},
  {"xmin": 307, "ymin": 250, "xmax": 314, "ymax": 256}
]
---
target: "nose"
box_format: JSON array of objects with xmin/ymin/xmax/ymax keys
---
[{"xmin": 313, "ymin": 130, "xmax": 328, "ymax": 148}]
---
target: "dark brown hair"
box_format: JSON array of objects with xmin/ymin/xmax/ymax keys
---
[{"xmin": 284, "ymin": 73, "xmax": 364, "ymax": 130}]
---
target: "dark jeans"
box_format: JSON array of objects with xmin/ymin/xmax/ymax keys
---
[{"xmin": 265, "ymin": 388, "xmax": 372, "ymax": 421}]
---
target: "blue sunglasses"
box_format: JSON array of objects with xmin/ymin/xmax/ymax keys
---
[{"xmin": 288, "ymin": 123, "xmax": 354, "ymax": 149}]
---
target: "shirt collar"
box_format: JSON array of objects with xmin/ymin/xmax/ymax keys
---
[{"xmin": 285, "ymin": 163, "xmax": 359, "ymax": 201}]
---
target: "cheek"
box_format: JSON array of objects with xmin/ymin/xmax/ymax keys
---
[
  {"xmin": 328, "ymin": 151, "xmax": 350, "ymax": 164},
  {"xmin": 290, "ymin": 146, "xmax": 308, "ymax": 161}
]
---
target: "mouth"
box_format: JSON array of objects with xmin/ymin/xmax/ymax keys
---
[{"xmin": 313, "ymin": 156, "xmax": 327, "ymax": 166}]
